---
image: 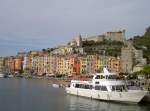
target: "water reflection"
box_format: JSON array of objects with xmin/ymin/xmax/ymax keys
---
[{"xmin": 67, "ymin": 95, "xmax": 149, "ymax": 111}]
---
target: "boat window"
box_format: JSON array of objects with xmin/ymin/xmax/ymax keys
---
[
  {"xmin": 112, "ymin": 86, "xmax": 115, "ymax": 91},
  {"xmin": 95, "ymin": 82, "xmax": 99, "ymax": 84},
  {"xmin": 95, "ymin": 86, "xmax": 108, "ymax": 91},
  {"xmin": 95, "ymin": 75, "xmax": 100, "ymax": 79},
  {"xmin": 100, "ymin": 75, "xmax": 105, "ymax": 79},
  {"xmin": 95, "ymin": 75, "xmax": 104, "ymax": 79},
  {"xmin": 75, "ymin": 84, "xmax": 92, "ymax": 89},
  {"xmin": 95, "ymin": 86, "xmax": 101, "ymax": 90},
  {"xmin": 116, "ymin": 86, "xmax": 123, "ymax": 92},
  {"xmin": 75, "ymin": 84, "xmax": 80, "ymax": 88},
  {"xmin": 101, "ymin": 86, "xmax": 107, "ymax": 91},
  {"xmin": 85, "ymin": 85, "xmax": 92, "ymax": 89},
  {"xmin": 107, "ymin": 75, "xmax": 117, "ymax": 79},
  {"xmin": 111, "ymin": 85, "xmax": 126, "ymax": 92}
]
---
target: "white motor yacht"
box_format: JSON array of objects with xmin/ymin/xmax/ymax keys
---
[{"xmin": 66, "ymin": 68, "xmax": 148, "ymax": 104}]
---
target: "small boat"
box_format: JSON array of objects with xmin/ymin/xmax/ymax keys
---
[
  {"xmin": 52, "ymin": 84, "xmax": 59, "ymax": 88},
  {"xmin": 66, "ymin": 68, "xmax": 148, "ymax": 104},
  {"xmin": 7, "ymin": 74, "xmax": 14, "ymax": 78},
  {"xmin": 0, "ymin": 73, "xmax": 5, "ymax": 78}
]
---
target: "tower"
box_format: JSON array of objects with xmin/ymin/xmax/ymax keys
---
[{"xmin": 75, "ymin": 34, "xmax": 82, "ymax": 47}]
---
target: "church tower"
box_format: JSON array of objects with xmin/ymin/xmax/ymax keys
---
[{"xmin": 75, "ymin": 34, "xmax": 82, "ymax": 47}]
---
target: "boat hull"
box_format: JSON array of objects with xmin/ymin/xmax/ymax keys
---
[
  {"xmin": 66, "ymin": 87, "xmax": 147, "ymax": 104},
  {"xmin": 142, "ymin": 93, "xmax": 150, "ymax": 102}
]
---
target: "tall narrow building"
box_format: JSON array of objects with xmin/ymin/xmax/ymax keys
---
[{"xmin": 121, "ymin": 46, "xmax": 134, "ymax": 73}]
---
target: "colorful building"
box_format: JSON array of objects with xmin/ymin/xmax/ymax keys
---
[
  {"xmin": 80, "ymin": 55, "xmax": 96, "ymax": 75},
  {"xmin": 0, "ymin": 57, "xmax": 4, "ymax": 73},
  {"xmin": 14, "ymin": 57, "xmax": 23, "ymax": 74},
  {"xmin": 107, "ymin": 56, "xmax": 121, "ymax": 73},
  {"xmin": 4, "ymin": 57, "xmax": 15, "ymax": 73}
]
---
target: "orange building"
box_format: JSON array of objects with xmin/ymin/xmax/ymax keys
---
[
  {"xmin": 14, "ymin": 57, "xmax": 23, "ymax": 74},
  {"xmin": 72, "ymin": 56, "xmax": 80, "ymax": 75},
  {"xmin": 4, "ymin": 57, "xmax": 15, "ymax": 73}
]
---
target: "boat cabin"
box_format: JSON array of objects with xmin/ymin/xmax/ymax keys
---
[
  {"xmin": 69, "ymin": 80, "xmax": 127, "ymax": 92},
  {"xmin": 68, "ymin": 68, "xmax": 128, "ymax": 92}
]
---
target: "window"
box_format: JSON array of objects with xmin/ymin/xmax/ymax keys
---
[
  {"xmin": 116, "ymin": 86, "xmax": 122, "ymax": 91},
  {"xmin": 101, "ymin": 86, "xmax": 107, "ymax": 91},
  {"xmin": 95, "ymin": 86, "xmax": 101, "ymax": 90},
  {"xmin": 95, "ymin": 75, "xmax": 100, "ymax": 79},
  {"xmin": 112, "ymin": 86, "xmax": 115, "ymax": 91},
  {"xmin": 95, "ymin": 82, "xmax": 99, "ymax": 84},
  {"xmin": 75, "ymin": 84, "xmax": 80, "ymax": 88},
  {"xmin": 95, "ymin": 86, "xmax": 107, "ymax": 91},
  {"xmin": 111, "ymin": 85, "xmax": 126, "ymax": 92},
  {"xmin": 75, "ymin": 84, "xmax": 92, "ymax": 89},
  {"xmin": 85, "ymin": 85, "xmax": 92, "ymax": 89}
]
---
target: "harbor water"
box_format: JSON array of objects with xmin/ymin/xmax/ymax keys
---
[{"xmin": 0, "ymin": 78, "xmax": 149, "ymax": 111}]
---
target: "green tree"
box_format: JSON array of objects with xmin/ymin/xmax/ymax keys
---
[
  {"xmin": 133, "ymin": 65, "xmax": 150, "ymax": 79},
  {"xmin": 143, "ymin": 65, "xmax": 150, "ymax": 77}
]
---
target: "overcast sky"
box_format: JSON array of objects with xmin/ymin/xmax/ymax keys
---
[{"xmin": 0, "ymin": 0, "xmax": 150, "ymax": 56}]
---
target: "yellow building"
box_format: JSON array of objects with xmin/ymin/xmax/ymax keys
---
[
  {"xmin": 80, "ymin": 55, "xmax": 96, "ymax": 74},
  {"xmin": 56, "ymin": 55, "xmax": 66, "ymax": 75},
  {"xmin": 0, "ymin": 57, "xmax": 4, "ymax": 73},
  {"xmin": 95, "ymin": 55, "xmax": 121, "ymax": 73},
  {"xmin": 28, "ymin": 51, "xmax": 39, "ymax": 71},
  {"xmin": 95, "ymin": 55, "xmax": 105, "ymax": 73},
  {"xmin": 107, "ymin": 57, "xmax": 121, "ymax": 73},
  {"xmin": 32, "ymin": 53, "xmax": 49, "ymax": 76}
]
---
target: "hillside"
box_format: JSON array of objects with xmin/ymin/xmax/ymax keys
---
[
  {"xmin": 82, "ymin": 40, "xmax": 124, "ymax": 57},
  {"xmin": 132, "ymin": 26, "xmax": 150, "ymax": 63}
]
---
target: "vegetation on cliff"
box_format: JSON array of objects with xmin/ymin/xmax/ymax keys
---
[
  {"xmin": 133, "ymin": 65, "xmax": 150, "ymax": 78},
  {"xmin": 82, "ymin": 39, "xmax": 124, "ymax": 57},
  {"xmin": 131, "ymin": 26, "xmax": 150, "ymax": 63}
]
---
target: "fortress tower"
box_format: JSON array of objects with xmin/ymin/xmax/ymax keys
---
[{"xmin": 105, "ymin": 30, "xmax": 125, "ymax": 42}]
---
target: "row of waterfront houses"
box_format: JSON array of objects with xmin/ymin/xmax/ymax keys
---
[
  {"xmin": 32, "ymin": 54, "xmax": 121, "ymax": 76},
  {"xmin": 0, "ymin": 51, "xmax": 121, "ymax": 76},
  {"xmin": 0, "ymin": 44, "xmax": 147, "ymax": 76}
]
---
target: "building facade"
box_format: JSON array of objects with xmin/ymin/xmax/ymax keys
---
[{"xmin": 0, "ymin": 57, "xmax": 4, "ymax": 73}]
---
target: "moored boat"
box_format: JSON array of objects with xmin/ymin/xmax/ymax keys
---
[
  {"xmin": 7, "ymin": 74, "xmax": 14, "ymax": 78},
  {"xmin": 0, "ymin": 73, "xmax": 5, "ymax": 78},
  {"xmin": 52, "ymin": 84, "xmax": 59, "ymax": 88},
  {"xmin": 66, "ymin": 68, "xmax": 148, "ymax": 104}
]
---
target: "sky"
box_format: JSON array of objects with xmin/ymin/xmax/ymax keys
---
[{"xmin": 0, "ymin": 0, "xmax": 150, "ymax": 56}]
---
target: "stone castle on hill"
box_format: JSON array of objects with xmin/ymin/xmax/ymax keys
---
[
  {"xmin": 68, "ymin": 30, "xmax": 125, "ymax": 47},
  {"xmin": 51, "ymin": 30, "xmax": 125, "ymax": 55}
]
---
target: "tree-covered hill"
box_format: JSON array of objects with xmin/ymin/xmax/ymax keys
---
[
  {"xmin": 82, "ymin": 40, "xmax": 124, "ymax": 57},
  {"xmin": 132, "ymin": 26, "xmax": 150, "ymax": 63}
]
